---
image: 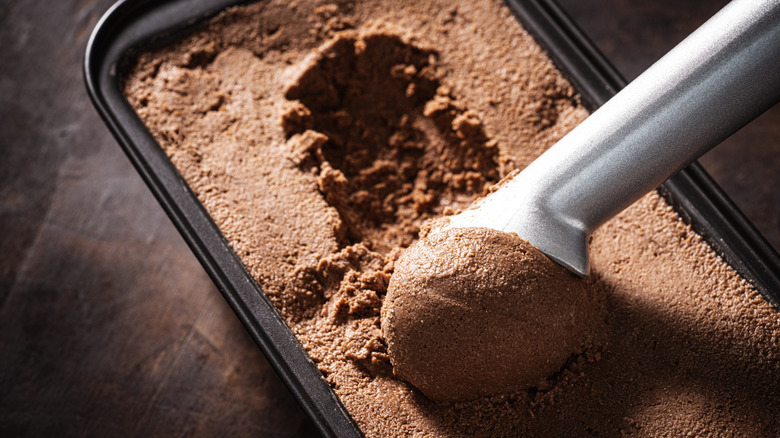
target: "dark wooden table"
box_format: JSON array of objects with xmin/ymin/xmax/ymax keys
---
[{"xmin": 1, "ymin": 0, "xmax": 777, "ymax": 436}]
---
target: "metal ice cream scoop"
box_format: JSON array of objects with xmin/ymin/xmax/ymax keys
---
[{"xmin": 441, "ymin": 0, "xmax": 780, "ymax": 276}]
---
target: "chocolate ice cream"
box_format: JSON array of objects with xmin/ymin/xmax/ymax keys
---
[
  {"xmin": 382, "ymin": 227, "xmax": 603, "ymax": 402},
  {"xmin": 122, "ymin": 0, "xmax": 780, "ymax": 436}
]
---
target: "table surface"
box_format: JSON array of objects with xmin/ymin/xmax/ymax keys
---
[{"xmin": 1, "ymin": 0, "xmax": 777, "ymax": 436}]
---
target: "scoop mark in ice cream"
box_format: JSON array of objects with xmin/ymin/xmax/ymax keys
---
[
  {"xmin": 281, "ymin": 33, "xmax": 500, "ymax": 253},
  {"xmin": 382, "ymin": 227, "xmax": 604, "ymax": 402},
  {"xmin": 280, "ymin": 33, "xmax": 604, "ymax": 402}
]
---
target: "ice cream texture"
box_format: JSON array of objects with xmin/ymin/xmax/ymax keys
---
[
  {"xmin": 382, "ymin": 227, "xmax": 603, "ymax": 402},
  {"xmin": 122, "ymin": 0, "xmax": 780, "ymax": 435}
]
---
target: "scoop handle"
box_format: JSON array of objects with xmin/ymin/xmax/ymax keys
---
[{"xmin": 447, "ymin": 0, "xmax": 780, "ymax": 275}]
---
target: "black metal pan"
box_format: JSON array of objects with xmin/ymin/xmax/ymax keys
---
[{"xmin": 84, "ymin": 1, "xmax": 780, "ymax": 436}]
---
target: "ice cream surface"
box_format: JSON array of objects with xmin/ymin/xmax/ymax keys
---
[
  {"xmin": 122, "ymin": 0, "xmax": 780, "ymax": 436},
  {"xmin": 382, "ymin": 227, "xmax": 603, "ymax": 402}
]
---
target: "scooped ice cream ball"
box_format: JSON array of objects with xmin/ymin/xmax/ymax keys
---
[{"xmin": 381, "ymin": 227, "xmax": 602, "ymax": 402}]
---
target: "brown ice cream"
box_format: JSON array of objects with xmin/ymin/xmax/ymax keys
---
[
  {"xmin": 122, "ymin": 0, "xmax": 780, "ymax": 436},
  {"xmin": 382, "ymin": 227, "xmax": 603, "ymax": 402}
]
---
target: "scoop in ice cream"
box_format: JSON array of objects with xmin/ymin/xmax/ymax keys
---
[{"xmin": 381, "ymin": 227, "xmax": 602, "ymax": 402}]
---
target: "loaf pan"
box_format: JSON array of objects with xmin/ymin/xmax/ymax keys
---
[{"xmin": 84, "ymin": 1, "xmax": 780, "ymax": 436}]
